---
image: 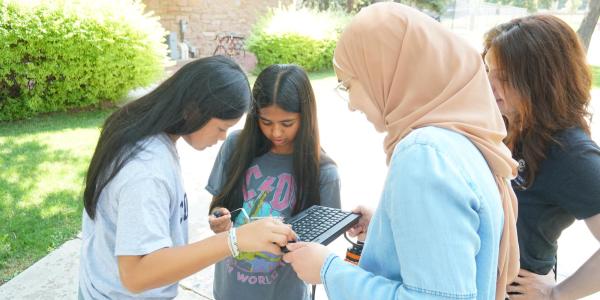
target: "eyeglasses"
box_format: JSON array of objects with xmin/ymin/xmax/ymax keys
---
[
  {"xmin": 486, "ymin": 68, "xmax": 509, "ymax": 83},
  {"xmin": 334, "ymin": 80, "xmax": 350, "ymax": 103}
]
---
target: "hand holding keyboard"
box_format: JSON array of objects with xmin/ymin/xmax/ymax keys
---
[{"xmin": 281, "ymin": 205, "xmax": 360, "ymax": 252}]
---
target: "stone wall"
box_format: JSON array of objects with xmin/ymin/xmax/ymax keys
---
[{"xmin": 142, "ymin": 0, "xmax": 293, "ymax": 58}]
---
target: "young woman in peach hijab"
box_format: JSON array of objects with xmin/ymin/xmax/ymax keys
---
[{"xmin": 283, "ymin": 3, "xmax": 519, "ymax": 300}]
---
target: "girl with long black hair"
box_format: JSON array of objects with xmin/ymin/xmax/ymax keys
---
[
  {"xmin": 206, "ymin": 64, "xmax": 341, "ymax": 300},
  {"xmin": 79, "ymin": 56, "xmax": 295, "ymax": 299}
]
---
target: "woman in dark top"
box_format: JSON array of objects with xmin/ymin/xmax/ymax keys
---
[{"xmin": 483, "ymin": 15, "xmax": 600, "ymax": 299}]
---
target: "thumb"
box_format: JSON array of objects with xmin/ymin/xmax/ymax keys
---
[
  {"xmin": 286, "ymin": 241, "xmax": 309, "ymax": 251},
  {"xmin": 347, "ymin": 226, "xmax": 360, "ymax": 235},
  {"xmin": 263, "ymin": 243, "xmax": 282, "ymax": 256},
  {"xmin": 282, "ymin": 251, "xmax": 294, "ymax": 263},
  {"xmin": 282, "ymin": 242, "xmax": 308, "ymax": 263}
]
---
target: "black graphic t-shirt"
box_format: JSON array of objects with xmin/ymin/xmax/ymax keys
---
[
  {"xmin": 206, "ymin": 131, "xmax": 341, "ymax": 300},
  {"xmin": 513, "ymin": 127, "xmax": 600, "ymax": 274}
]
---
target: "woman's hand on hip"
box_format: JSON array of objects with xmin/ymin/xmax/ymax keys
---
[{"xmin": 508, "ymin": 269, "xmax": 557, "ymax": 300}]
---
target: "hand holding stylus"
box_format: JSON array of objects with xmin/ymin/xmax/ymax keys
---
[{"xmin": 209, "ymin": 207, "xmax": 232, "ymax": 233}]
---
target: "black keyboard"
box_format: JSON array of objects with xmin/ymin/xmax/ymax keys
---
[{"xmin": 284, "ymin": 205, "xmax": 360, "ymax": 245}]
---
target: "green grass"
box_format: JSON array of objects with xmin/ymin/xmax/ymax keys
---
[
  {"xmin": 248, "ymin": 69, "xmax": 334, "ymax": 84},
  {"xmin": 592, "ymin": 65, "xmax": 600, "ymax": 89},
  {"xmin": 0, "ymin": 110, "xmax": 113, "ymax": 285}
]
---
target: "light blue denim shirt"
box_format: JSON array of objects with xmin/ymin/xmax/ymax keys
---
[{"xmin": 321, "ymin": 126, "xmax": 504, "ymax": 299}]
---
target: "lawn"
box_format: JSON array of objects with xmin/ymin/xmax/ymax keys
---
[{"xmin": 0, "ymin": 110, "xmax": 113, "ymax": 284}]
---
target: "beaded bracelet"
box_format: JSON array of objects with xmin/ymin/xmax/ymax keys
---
[
  {"xmin": 228, "ymin": 227, "xmax": 240, "ymax": 258},
  {"xmin": 226, "ymin": 232, "xmax": 235, "ymax": 257}
]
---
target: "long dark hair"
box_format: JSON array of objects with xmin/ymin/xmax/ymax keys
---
[
  {"xmin": 483, "ymin": 15, "xmax": 592, "ymax": 187},
  {"xmin": 84, "ymin": 56, "xmax": 251, "ymax": 219},
  {"xmin": 209, "ymin": 64, "xmax": 332, "ymax": 216}
]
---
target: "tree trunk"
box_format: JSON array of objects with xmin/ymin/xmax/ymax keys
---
[
  {"xmin": 577, "ymin": 0, "xmax": 600, "ymax": 52},
  {"xmin": 346, "ymin": 0, "xmax": 354, "ymax": 13}
]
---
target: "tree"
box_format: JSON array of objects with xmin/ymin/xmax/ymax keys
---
[
  {"xmin": 484, "ymin": 0, "xmax": 598, "ymax": 52},
  {"xmin": 300, "ymin": 0, "xmax": 449, "ymax": 15},
  {"xmin": 346, "ymin": 0, "xmax": 354, "ymax": 12},
  {"xmin": 486, "ymin": 0, "xmax": 538, "ymax": 12},
  {"xmin": 577, "ymin": 0, "xmax": 600, "ymax": 51},
  {"xmin": 396, "ymin": 0, "xmax": 451, "ymax": 15},
  {"xmin": 301, "ymin": 0, "xmax": 333, "ymax": 10}
]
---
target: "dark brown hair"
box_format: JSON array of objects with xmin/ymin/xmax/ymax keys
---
[
  {"xmin": 84, "ymin": 56, "xmax": 251, "ymax": 219},
  {"xmin": 209, "ymin": 64, "xmax": 334, "ymax": 216},
  {"xmin": 482, "ymin": 14, "xmax": 592, "ymax": 187}
]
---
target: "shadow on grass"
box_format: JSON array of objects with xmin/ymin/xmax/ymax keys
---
[
  {"xmin": 0, "ymin": 131, "xmax": 93, "ymax": 284},
  {"xmin": 0, "ymin": 109, "xmax": 113, "ymax": 138}
]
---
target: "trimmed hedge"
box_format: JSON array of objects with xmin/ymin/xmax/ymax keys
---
[
  {"xmin": 247, "ymin": 8, "xmax": 349, "ymax": 72},
  {"xmin": 0, "ymin": 1, "xmax": 167, "ymax": 121}
]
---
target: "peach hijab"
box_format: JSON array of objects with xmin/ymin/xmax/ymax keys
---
[{"xmin": 333, "ymin": 3, "xmax": 519, "ymax": 299}]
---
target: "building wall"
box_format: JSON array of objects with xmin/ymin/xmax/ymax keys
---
[{"xmin": 143, "ymin": 0, "xmax": 293, "ymax": 58}]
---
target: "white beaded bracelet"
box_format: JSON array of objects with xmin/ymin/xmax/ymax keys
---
[
  {"xmin": 226, "ymin": 232, "xmax": 235, "ymax": 257},
  {"xmin": 228, "ymin": 227, "xmax": 240, "ymax": 258}
]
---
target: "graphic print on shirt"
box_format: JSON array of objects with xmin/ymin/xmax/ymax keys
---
[
  {"xmin": 226, "ymin": 164, "xmax": 296, "ymax": 285},
  {"xmin": 179, "ymin": 193, "xmax": 188, "ymax": 224}
]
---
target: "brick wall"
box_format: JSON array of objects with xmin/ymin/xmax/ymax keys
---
[{"xmin": 142, "ymin": 0, "xmax": 293, "ymax": 58}]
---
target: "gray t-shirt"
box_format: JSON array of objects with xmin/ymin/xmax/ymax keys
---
[
  {"xmin": 206, "ymin": 131, "xmax": 341, "ymax": 300},
  {"xmin": 79, "ymin": 133, "xmax": 188, "ymax": 299}
]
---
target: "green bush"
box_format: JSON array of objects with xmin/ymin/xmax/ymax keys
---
[
  {"xmin": 0, "ymin": 0, "xmax": 167, "ymax": 121},
  {"xmin": 592, "ymin": 65, "xmax": 600, "ymax": 89},
  {"xmin": 247, "ymin": 7, "xmax": 349, "ymax": 72}
]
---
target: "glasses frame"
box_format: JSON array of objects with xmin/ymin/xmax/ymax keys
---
[{"xmin": 334, "ymin": 80, "xmax": 350, "ymax": 103}]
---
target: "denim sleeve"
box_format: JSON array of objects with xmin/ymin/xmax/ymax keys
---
[
  {"xmin": 319, "ymin": 164, "xmax": 341, "ymax": 209},
  {"xmin": 322, "ymin": 143, "xmax": 481, "ymax": 299}
]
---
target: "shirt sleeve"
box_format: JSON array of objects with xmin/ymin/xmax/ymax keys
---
[
  {"xmin": 319, "ymin": 164, "xmax": 341, "ymax": 209},
  {"xmin": 322, "ymin": 143, "xmax": 481, "ymax": 299},
  {"xmin": 115, "ymin": 177, "xmax": 174, "ymax": 256},
  {"xmin": 554, "ymin": 142, "xmax": 600, "ymax": 219},
  {"xmin": 205, "ymin": 132, "xmax": 238, "ymax": 196}
]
